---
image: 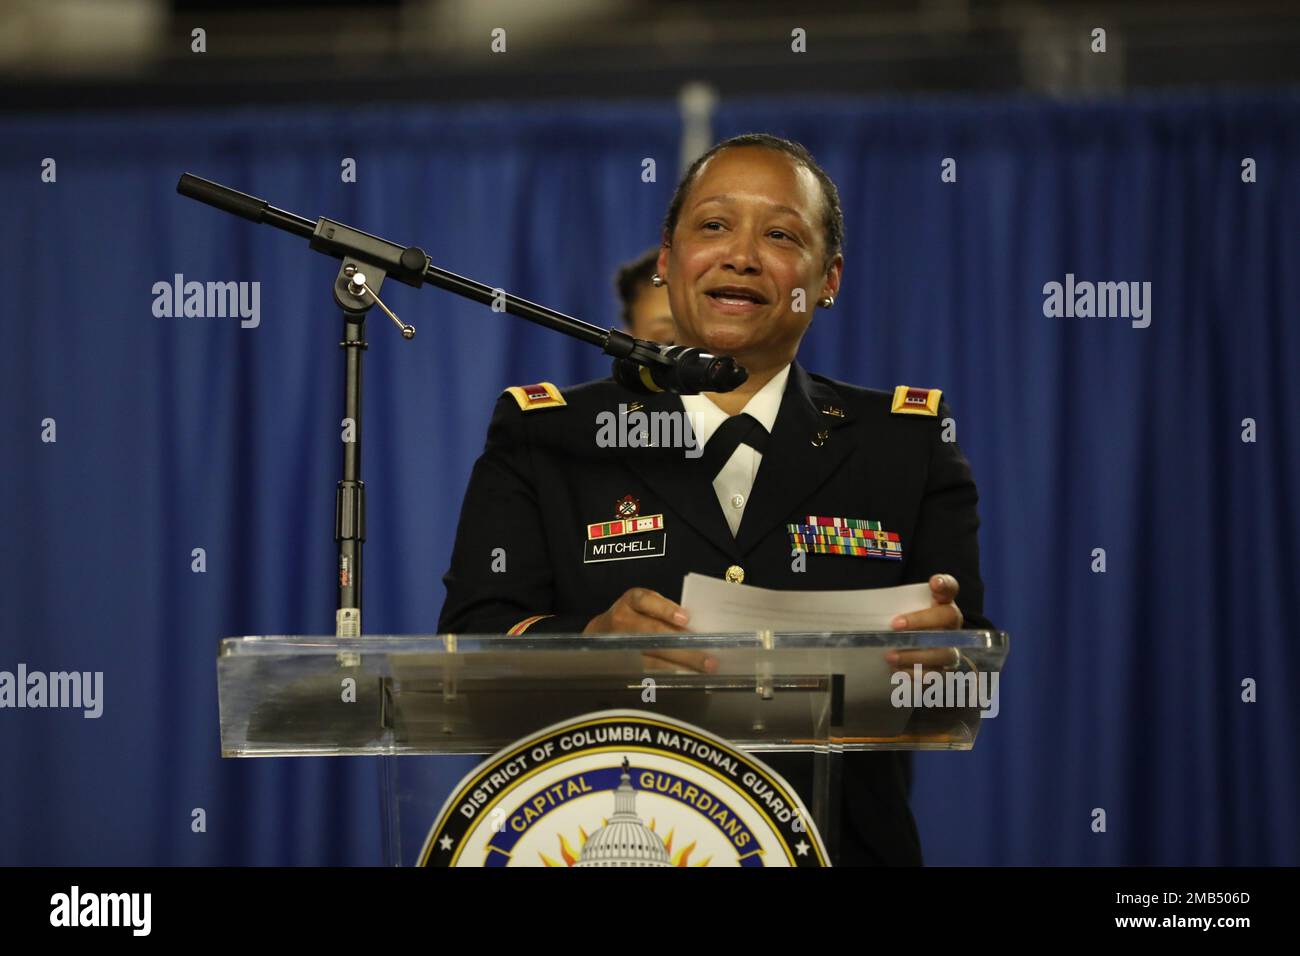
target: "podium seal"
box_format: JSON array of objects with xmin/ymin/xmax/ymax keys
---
[{"xmin": 419, "ymin": 709, "xmax": 829, "ymax": 867}]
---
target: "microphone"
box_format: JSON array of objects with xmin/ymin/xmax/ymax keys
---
[{"xmin": 612, "ymin": 343, "xmax": 748, "ymax": 395}]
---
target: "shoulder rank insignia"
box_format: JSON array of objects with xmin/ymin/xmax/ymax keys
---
[
  {"xmin": 891, "ymin": 385, "xmax": 942, "ymax": 416},
  {"xmin": 504, "ymin": 382, "xmax": 566, "ymax": 412}
]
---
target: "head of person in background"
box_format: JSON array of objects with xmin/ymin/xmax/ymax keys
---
[{"xmin": 615, "ymin": 247, "xmax": 676, "ymax": 343}]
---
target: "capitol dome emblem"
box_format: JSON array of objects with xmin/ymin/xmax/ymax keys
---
[{"xmin": 419, "ymin": 709, "xmax": 828, "ymax": 867}]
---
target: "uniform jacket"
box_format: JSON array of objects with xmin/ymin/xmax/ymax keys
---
[{"xmin": 438, "ymin": 361, "xmax": 992, "ymax": 865}]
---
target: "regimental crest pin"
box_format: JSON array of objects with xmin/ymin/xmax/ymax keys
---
[{"xmin": 615, "ymin": 494, "xmax": 640, "ymax": 518}]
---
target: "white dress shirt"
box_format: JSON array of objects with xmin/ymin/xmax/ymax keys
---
[{"xmin": 680, "ymin": 364, "xmax": 791, "ymax": 536}]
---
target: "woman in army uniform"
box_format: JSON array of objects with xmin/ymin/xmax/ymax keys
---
[{"xmin": 440, "ymin": 134, "xmax": 991, "ymax": 865}]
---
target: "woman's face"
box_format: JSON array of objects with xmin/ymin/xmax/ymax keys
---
[{"xmin": 657, "ymin": 146, "xmax": 841, "ymax": 369}]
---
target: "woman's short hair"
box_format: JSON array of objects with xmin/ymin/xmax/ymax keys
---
[{"xmin": 661, "ymin": 133, "xmax": 844, "ymax": 268}]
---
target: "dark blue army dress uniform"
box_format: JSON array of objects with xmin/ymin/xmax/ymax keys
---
[{"xmin": 438, "ymin": 362, "xmax": 992, "ymax": 866}]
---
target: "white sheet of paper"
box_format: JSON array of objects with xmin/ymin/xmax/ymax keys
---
[{"xmin": 680, "ymin": 573, "xmax": 932, "ymax": 633}]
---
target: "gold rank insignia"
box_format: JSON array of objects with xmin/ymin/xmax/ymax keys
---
[
  {"xmin": 504, "ymin": 382, "xmax": 566, "ymax": 411},
  {"xmin": 891, "ymin": 385, "xmax": 942, "ymax": 416}
]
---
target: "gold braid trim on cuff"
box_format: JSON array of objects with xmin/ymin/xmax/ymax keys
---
[{"xmin": 507, "ymin": 614, "xmax": 554, "ymax": 636}]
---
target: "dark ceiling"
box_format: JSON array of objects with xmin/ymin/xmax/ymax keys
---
[{"xmin": 3, "ymin": 0, "xmax": 1298, "ymax": 111}]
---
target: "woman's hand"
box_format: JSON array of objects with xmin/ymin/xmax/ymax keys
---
[
  {"xmin": 885, "ymin": 574, "xmax": 965, "ymax": 672},
  {"xmin": 584, "ymin": 586, "xmax": 689, "ymax": 634},
  {"xmin": 584, "ymin": 587, "xmax": 717, "ymax": 673}
]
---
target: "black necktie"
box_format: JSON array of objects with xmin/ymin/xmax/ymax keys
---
[{"xmin": 700, "ymin": 413, "xmax": 770, "ymax": 480}]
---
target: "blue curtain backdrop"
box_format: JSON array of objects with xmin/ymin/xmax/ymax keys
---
[{"xmin": 1, "ymin": 92, "xmax": 1296, "ymax": 865}]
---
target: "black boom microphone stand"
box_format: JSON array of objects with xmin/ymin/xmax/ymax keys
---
[{"xmin": 176, "ymin": 173, "xmax": 746, "ymax": 638}]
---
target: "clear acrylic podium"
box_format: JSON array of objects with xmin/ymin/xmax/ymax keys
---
[{"xmin": 218, "ymin": 630, "xmax": 1009, "ymax": 866}]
